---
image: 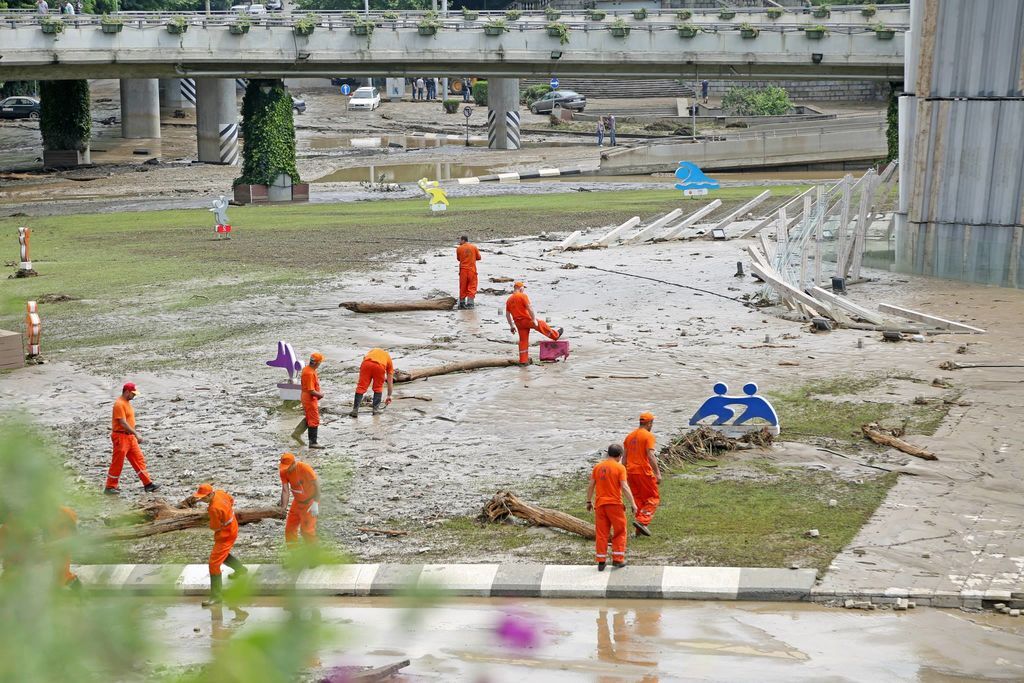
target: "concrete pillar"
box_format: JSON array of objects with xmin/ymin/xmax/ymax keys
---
[
  {"xmin": 195, "ymin": 78, "xmax": 238, "ymax": 165},
  {"xmin": 119, "ymin": 78, "xmax": 160, "ymax": 139},
  {"xmin": 486, "ymin": 78, "xmax": 521, "ymax": 150},
  {"xmin": 159, "ymin": 78, "xmax": 194, "ymax": 110}
]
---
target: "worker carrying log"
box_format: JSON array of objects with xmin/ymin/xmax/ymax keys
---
[
  {"xmin": 292, "ymin": 352, "xmax": 326, "ymax": 449},
  {"xmin": 623, "ymin": 412, "xmax": 661, "ymax": 537},
  {"xmin": 456, "ymin": 235, "xmax": 482, "ymax": 310},
  {"xmin": 279, "ymin": 452, "xmax": 319, "ymax": 546},
  {"xmin": 586, "ymin": 444, "xmax": 638, "ymax": 571},
  {"xmin": 193, "ymin": 483, "xmax": 248, "ymax": 607},
  {"xmin": 105, "ymin": 382, "xmax": 160, "ymax": 495},
  {"xmin": 350, "ymin": 348, "xmax": 394, "ymax": 417},
  {"xmin": 505, "ymin": 281, "xmax": 563, "ymax": 365}
]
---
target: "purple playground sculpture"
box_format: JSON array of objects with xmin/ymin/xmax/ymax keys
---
[{"xmin": 266, "ymin": 341, "xmax": 303, "ymax": 400}]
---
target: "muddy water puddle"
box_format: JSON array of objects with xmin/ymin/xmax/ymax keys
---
[
  {"xmin": 315, "ymin": 162, "xmax": 673, "ymax": 184},
  {"xmin": 305, "ymin": 134, "xmax": 584, "ymax": 151},
  {"xmin": 146, "ymin": 597, "xmax": 1024, "ymax": 681}
]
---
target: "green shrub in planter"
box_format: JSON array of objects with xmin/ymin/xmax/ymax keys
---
[
  {"xmin": 382, "ymin": 10, "xmax": 399, "ymax": 19},
  {"xmin": 100, "ymin": 15, "xmax": 123, "ymax": 33},
  {"xmin": 812, "ymin": 5, "xmax": 830, "ymax": 18},
  {"xmin": 462, "ymin": 8, "xmax": 478, "ymax": 20},
  {"xmin": 861, "ymin": 4, "xmax": 877, "ymax": 17},
  {"xmin": 229, "ymin": 15, "xmax": 250, "ymax": 34},
  {"xmin": 40, "ymin": 16, "xmax": 64, "ymax": 34},
  {"xmin": 351, "ymin": 17, "xmax": 374, "ymax": 35},
  {"xmin": 484, "ymin": 18, "xmax": 506, "ymax": 35},
  {"xmin": 505, "ymin": 9, "xmax": 521, "ymax": 21},
  {"xmin": 609, "ymin": 17, "xmax": 629, "ymax": 36},
  {"xmin": 587, "ymin": 9, "xmax": 606, "ymax": 21},
  {"xmin": 293, "ymin": 14, "xmax": 317, "ymax": 36},
  {"xmin": 418, "ymin": 19, "xmax": 440, "ymax": 35},
  {"xmin": 676, "ymin": 9, "xmax": 691, "ymax": 20},
  {"xmin": 804, "ymin": 24, "xmax": 827, "ymax": 39},
  {"xmin": 442, "ymin": 99, "xmax": 459, "ymax": 114},
  {"xmin": 632, "ymin": 7, "xmax": 647, "ymax": 20},
  {"xmin": 677, "ymin": 23, "xmax": 698, "ymax": 38},
  {"xmin": 545, "ymin": 7, "xmax": 560, "ymax": 20},
  {"xmin": 873, "ymin": 23, "xmax": 895, "ymax": 39},
  {"xmin": 165, "ymin": 16, "xmax": 188, "ymax": 34},
  {"xmin": 472, "ymin": 79, "xmax": 487, "ymax": 106},
  {"xmin": 546, "ymin": 21, "xmax": 569, "ymax": 44},
  {"xmin": 739, "ymin": 22, "xmax": 758, "ymax": 38},
  {"xmin": 718, "ymin": 10, "xmax": 735, "ymax": 20},
  {"xmin": 766, "ymin": 8, "xmax": 782, "ymax": 19}
]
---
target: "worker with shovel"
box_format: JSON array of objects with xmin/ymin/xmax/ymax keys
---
[
  {"xmin": 349, "ymin": 348, "xmax": 394, "ymax": 417},
  {"xmin": 505, "ymin": 281, "xmax": 563, "ymax": 365},
  {"xmin": 193, "ymin": 483, "xmax": 247, "ymax": 607},
  {"xmin": 623, "ymin": 412, "xmax": 661, "ymax": 537},
  {"xmin": 292, "ymin": 352, "xmax": 326, "ymax": 449},
  {"xmin": 279, "ymin": 452, "xmax": 319, "ymax": 546},
  {"xmin": 456, "ymin": 235, "xmax": 482, "ymax": 309},
  {"xmin": 587, "ymin": 444, "xmax": 638, "ymax": 571}
]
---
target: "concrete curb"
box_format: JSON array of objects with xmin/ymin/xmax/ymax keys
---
[
  {"xmin": 72, "ymin": 563, "xmax": 816, "ymax": 600},
  {"xmin": 810, "ymin": 586, "xmax": 1024, "ymax": 610}
]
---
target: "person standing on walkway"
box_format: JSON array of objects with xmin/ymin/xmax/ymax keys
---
[
  {"xmin": 623, "ymin": 412, "xmax": 661, "ymax": 537},
  {"xmin": 36, "ymin": 0, "xmax": 48, "ymax": 14},
  {"xmin": 462, "ymin": 77, "xmax": 472, "ymax": 102},
  {"xmin": 415, "ymin": 77, "xmax": 425, "ymax": 101},
  {"xmin": 701, "ymin": 79, "xmax": 709, "ymax": 105},
  {"xmin": 279, "ymin": 452, "xmax": 319, "ymax": 547},
  {"xmin": 61, "ymin": 0, "xmax": 74, "ymax": 14},
  {"xmin": 456, "ymin": 235, "xmax": 481, "ymax": 309},
  {"xmin": 105, "ymin": 382, "xmax": 160, "ymax": 495},
  {"xmin": 505, "ymin": 281, "xmax": 563, "ymax": 365},
  {"xmin": 350, "ymin": 348, "xmax": 394, "ymax": 417},
  {"xmin": 596, "ymin": 118, "xmax": 605, "ymax": 147},
  {"xmin": 193, "ymin": 483, "xmax": 247, "ymax": 607},
  {"xmin": 292, "ymin": 353, "xmax": 326, "ymax": 449},
  {"xmin": 587, "ymin": 444, "xmax": 637, "ymax": 571},
  {"xmin": 607, "ymin": 115, "xmax": 617, "ymax": 146}
]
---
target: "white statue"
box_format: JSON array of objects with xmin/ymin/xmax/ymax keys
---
[{"xmin": 210, "ymin": 196, "xmax": 232, "ymax": 238}]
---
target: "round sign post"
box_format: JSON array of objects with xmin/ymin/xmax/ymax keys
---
[
  {"xmin": 549, "ymin": 77, "xmax": 559, "ymax": 90},
  {"xmin": 463, "ymin": 106, "xmax": 473, "ymax": 146},
  {"xmin": 340, "ymin": 84, "xmax": 352, "ymax": 96}
]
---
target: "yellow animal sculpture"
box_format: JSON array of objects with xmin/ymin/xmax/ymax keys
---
[{"xmin": 417, "ymin": 177, "xmax": 450, "ymax": 210}]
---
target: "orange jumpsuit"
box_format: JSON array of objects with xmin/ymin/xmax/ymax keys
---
[
  {"xmin": 206, "ymin": 489, "xmax": 239, "ymax": 577},
  {"xmin": 456, "ymin": 242, "xmax": 482, "ymax": 300},
  {"xmin": 505, "ymin": 291, "xmax": 560, "ymax": 364},
  {"xmin": 356, "ymin": 348, "xmax": 393, "ymax": 394},
  {"xmin": 106, "ymin": 396, "xmax": 153, "ymax": 489},
  {"xmin": 624, "ymin": 427, "xmax": 659, "ymax": 527},
  {"xmin": 55, "ymin": 506, "xmax": 78, "ymax": 586},
  {"xmin": 592, "ymin": 458, "xmax": 628, "ymax": 565},
  {"xmin": 300, "ymin": 365, "xmax": 321, "ymax": 428},
  {"xmin": 281, "ymin": 461, "xmax": 318, "ymax": 544}
]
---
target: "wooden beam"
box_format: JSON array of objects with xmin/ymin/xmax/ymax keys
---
[
  {"xmin": 738, "ymin": 187, "xmax": 814, "ymax": 239},
  {"xmin": 836, "ymin": 174, "xmax": 852, "ymax": 275},
  {"xmin": 813, "ymin": 184, "xmax": 824, "ymax": 286},
  {"xmin": 749, "ymin": 260, "xmax": 833, "ymax": 318},
  {"xmin": 395, "ymin": 357, "xmax": 524, "ymax": 382},
  {"xmin": 340, "ymin": 297, "xmax": 456, "ymax": 313},
  {"xmin": 594, "ymin": 216, "xmax": 640, "ymax": 246},
  {"xmin": 877, "ymin": 303, "xmax": 986, "ymax": 333},
  {"xmin": 556, "ymin": 230, "xmax": 584, "ymax": 251},
  {"xmin": 809, "ymin": 287, "xmax": 887, "ymax": 325},
  {"xmin": 659, "ymin": 200, "xmax": 722, "ymax": 240},
  {"xmin": 709, "ymin": 190, "xmax": 772, "ymax": 235},
  {"xmin": 624, "ymin": 208, "xmax": 684, "ymax": 244}
]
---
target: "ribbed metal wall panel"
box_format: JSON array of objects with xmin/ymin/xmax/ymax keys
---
[{"xmin": 929, "ymin": 0, "xmax": 1024, "ymax": 97}]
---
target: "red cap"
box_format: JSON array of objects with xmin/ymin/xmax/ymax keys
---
[
  {"xmin": 195, "ymin": 483, "xmax": 213, "ymax": 498},
  {"xmin": 122, "ymin": 382, "xmax": 138, "ymax": 394}
]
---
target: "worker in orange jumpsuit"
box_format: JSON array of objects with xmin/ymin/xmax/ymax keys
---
[
  {"xmin": 53, "ymin": 506, "xmax": 81, "ymax": 590},
  {"xmin": 456, "ymin": 235, "xmax": 482, "ymax": 309},
  {"xmin": 587, "ymin": 444, "xmax": 637, "ymax": 571},
  {"xmin": 194, "ymin": 483, "xmax": 247, "ymax": 607},
  {"xmin": 105, "ymin": 382, "xmax": 160, "ymax": 495},
  {"xmin": 279, "ymin": 452, "xmax": 320, "ymax": 546},
  {"xmin": 623, "ymin": 412, "xmax": 661, "ymax": 537},
  {"xmin": 349, "ymin": 347, "xmax": 394, "ymax": 417},
  {"xmin": 292, "ymin": 352, "xmax": 326, "ymax": 449},
  {"xmin": 505, "ymin": 281, "xmax": 563, "ymax": 365}
]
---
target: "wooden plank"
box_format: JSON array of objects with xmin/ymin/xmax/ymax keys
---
[
  {"xmin": 813, "ymin": 184, "xmax": 824, "ymax": 286},
  {"xmin": 749, "ymin": 261, "xmax": 833, "ymax": 318},
  {"xmin": 746, "ymin": 244, "xmax": 771, "ymax": 271},
  {"xmin": 759, "ymin": 232, "xmax": 775, "ymax": 263},
  {"xmin": 809, "ymin": 287, "xmax": 887, "ymax": 325},
  {"xmin": 836, "ymin": 174, "xmax": 852, "ymax": 275},
  {"xmin": 660, "ymin": 200, "xmax": 722, "ymax": 240},
  {"xmin": 595, "ymin": 216, "xmax": 640, "ymax": 246},
  {"xmin": 556, "ymin": 230, "xmax": 584, "ymax": 251},
  {"xmin": 709, "ymin": 190, "xmax": 772, "ymax": 234},
  {"xmin": 848, "ymin": 170, "xmax": 876, "ymax": 279},
  {"xmin": 737, "ymin": 187, "xmax": 814, "ymax": 240},
  {"xmin": 625, "ymin": 208, "xmax": 683, "ymax": 244},
  {"xmin": 877, "ymin": 303, "xmax": 986, "ymax": 333}
]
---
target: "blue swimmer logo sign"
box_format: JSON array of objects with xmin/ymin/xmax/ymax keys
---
[
  {"xmin": 340, "ymin": 84, "xmax": 352, "ymax": 96},
  {"xmin": 674, "ymin": 161, "xmax": 720, "ymax": 197},
  {"xmin": 550, "ymin": 77, "xmax": 559, "ymax": 90},
  {"xmin": 689, "ymin": 382, "xmax": 780, "ymax": 436}
]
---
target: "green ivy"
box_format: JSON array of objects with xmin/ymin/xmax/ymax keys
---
[
  {"xmin": 886, "ymin": 84, "xmax": 899, "ymax": 162},
  {"xmin": 521, "ymin": 84, "xmax": 552, "ymax": 106},
  {"xmin": 236, "ymin": 79, "xmax": 300, "ymax": 186},
  {"xmin": 0, "ymin": 80, "xmax": 39, "ymax": 97},
  {"xmin": 39, "ymin": 80, "xmax": 91, "ymax": 151}
]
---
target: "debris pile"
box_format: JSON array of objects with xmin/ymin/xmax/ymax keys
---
[{"xmin": 658, "ymin": 425, "xmax": 774, "ymax": 465}]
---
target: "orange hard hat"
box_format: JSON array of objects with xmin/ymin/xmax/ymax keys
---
[
  {"xmin": 514, "ymin": 281, "xmax": 526, "ymax": 289},
  {"xmin": 195, "ymin": 483, "xmax": 213, "ymax": 498},
  {"xmin": 639, "ymin": 412, "xmax": 656, "ymax": 422},
  {"xmin": 279, "ymin": 452, "xmax": 296, "ymax": 472},
  {"xmin": 310, "ymin": 352, "xmax": 324, "ymax": 363}
]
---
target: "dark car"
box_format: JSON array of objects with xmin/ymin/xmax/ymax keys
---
[
  {"xmin": 292, "ymin": 96, "xmax": 306, "ymax": 114},
  {"xmin": 529, "ymin": 90, "xmax": 586, "ymax": 114},
  {"xmin": 0, "ymin": 96, "xmax": 41, "ymax": 120}
]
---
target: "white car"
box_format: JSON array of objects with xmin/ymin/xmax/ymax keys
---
[
  {"xmin": 231, "ymin": 3, "xmax": 266, "ymax": 13},
  {"xmin": 347, "ymin": 87, "xmax": 381, "ymax": 111}
]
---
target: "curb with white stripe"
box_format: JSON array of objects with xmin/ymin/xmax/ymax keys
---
[{"xmin": 456, "ymin": 166, "xmax": 592, "ymax": 185}]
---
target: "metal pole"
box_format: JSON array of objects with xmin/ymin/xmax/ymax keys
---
[
  {"xmin": 364, "ymin": 0, "xmax": 372, "ymax": 87},
  {"xmin": 692, "ymin": 75, "xmax": 698, "ymax": 141}
]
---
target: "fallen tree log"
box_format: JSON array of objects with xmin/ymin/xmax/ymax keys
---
[
  {"xmin": 395, "ymin": 357, "xmax": 522, "ymax": 383},
  {"xmin": 339, "ymin": 297, "xmax": 456, "ymax": 313},
  {"xmin": 97, "ymin": 497, "xmax": 285, "ymax": 542},
  {"xmin": 482, "ymin": 490, "xmax": 595, "ymax": 539},
  {"xmin": 861, "ymin": 423, "xmax": 937, "ymax": 461}
]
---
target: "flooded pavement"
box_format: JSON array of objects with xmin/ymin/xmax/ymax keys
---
[{"xmin": 148, "ymin": 597, "xmax": 1024, "ymax": 681}]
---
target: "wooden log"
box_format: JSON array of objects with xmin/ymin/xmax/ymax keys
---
[
  {"xmin": 659, "ymin": 199, "xmax": 722, "ymax": 240},
  {"xmin": 861, "ymin": 424, "xmax": 937, "ymax": 460},
  {"xmin": 394, "ymin": 357, "xmax": 522, "ymax": 383},
  {"xmin": 748, "ymin": 260, "xmax": 833, "ymax": 318},
  {"xmin": 483, "ymin": 490, "xmax": 595, "ymax": 539},
  {"xmin": 339, "ymin": 297, "xmax": 456, "ymax": 313},
  {"xmin": 809, "ymin": 286, "xmax": 887, "ymax": 325},
  {"xmin": 95, "ymin": 499, "xmax": 285, "ymax": 542}
]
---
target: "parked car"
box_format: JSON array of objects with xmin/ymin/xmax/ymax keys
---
[
  {"xmin": 291, "ymin": 96, "xmax": 306, "ymax": 114},
  {"xmin": 0, "ymin": 96, "xmax": 41, "ymax": 120},
  {"xmin": 529, "ymin": 90, "xmax": 586, "ymax": 114},
  {"xmin": 231, "ymin": 3, "xmax": 266, "ymax": 13},
  {"xmin": 347, "ymin": 86, "xmax": 381, "ymax": 111},
  {"xmin": 265, "ymin": 0, "xmax": 281, "ymax": 9}
]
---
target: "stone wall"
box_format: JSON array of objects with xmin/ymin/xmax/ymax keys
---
[{"xmin": 709, "ymin": 80, "xmax": 891, "ymax": 102}]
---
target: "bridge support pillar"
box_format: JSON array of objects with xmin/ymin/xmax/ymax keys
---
[
  {"xmin": 486, "ymin": 78, "xmax": 521, "ymax": 150},
  {"xmin": 119, "ymin": 78, "xmax": 161, "ymax": 139},
  {"xmin": 195, "ymin": 78, "xmax": 238, "ymax": 165},
  {"xmin": 159, "ymin": 78, "xmax": 194, "ymax": 110}
]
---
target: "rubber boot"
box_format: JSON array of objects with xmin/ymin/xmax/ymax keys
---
[
  {"xmin": 466, "ymin": 297, "xmax": 475, "ymax": 309},
  {"xmin": 291, "ymin": 418, "xmax": 307, "ymax": 445},
  {"xmin": 349, "ymin": 393, "xmax": 363, "ymax": 418},
  {"xmin": 457, "ymin": 298, "xmax": 466, "ymax": 310},
  {"xmin": 202, "ymin": 574, "xmax": 223, "ymax": 607},
  {"xmin": 308, "ymin": 426, "xmax": 324, "ymax": 449},
  {"xmin": 371, "ymin": 392, "xmax": 383, "ymax": 415},
  {"xmin": 144, "ymin": 483, "xmax": 160, "ymax": 493},
  {"xmin": 224, "ymin": 554, "xmax": 248, "ymax": 578}
]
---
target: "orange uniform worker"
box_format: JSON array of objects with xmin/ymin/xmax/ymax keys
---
[
  {"xmin": 53, "ymin": 506, "xmax": 81, "ymax": 590},
  {"xmin": 293, "ymin": 353, "xmax": 326, "ymax": 449},
  {"xmin": 456, "ymin": 235, "xmax": 482, "ymax": 309},
  {"xmin": 279, "ymin": 452, "xmax": 319, "ymax": 545},
  {"xmin": 105, "ymin": 382, "xmax": 160, "ymax": 495},
  {"xmin": 349, "ymin": 348, "xmax": 394, "ymax": 417},
  {"xmin": 194, "ymin": 483, "xmax": 247, "ymax": 607},
  {"xmin": 505, "ymin": 282, "xmax": 563, "ymax": 365},
  {"xmin": 623, "ymin": 412, "xmax": 661, "ymax": 537},
  {"xmin": 586, "ymin": 444, "xmax": 637, "ymax": 571}
]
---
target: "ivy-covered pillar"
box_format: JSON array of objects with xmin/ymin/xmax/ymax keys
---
[
  {"xmin": 234, "ymin": 79, "xmax": 302, "ymax": 202},
  {"xmin": 39, "ymin": 80, "xmax": 91, "ymax": 168}
]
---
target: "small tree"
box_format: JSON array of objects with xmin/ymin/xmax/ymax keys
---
[
  {"xmin": 472, "ymin": 79, "xmax": 488, "ymax": 106},
  {"xmin": 721, "ymin": 85, "xmax": 793, "ymax": 116}
]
